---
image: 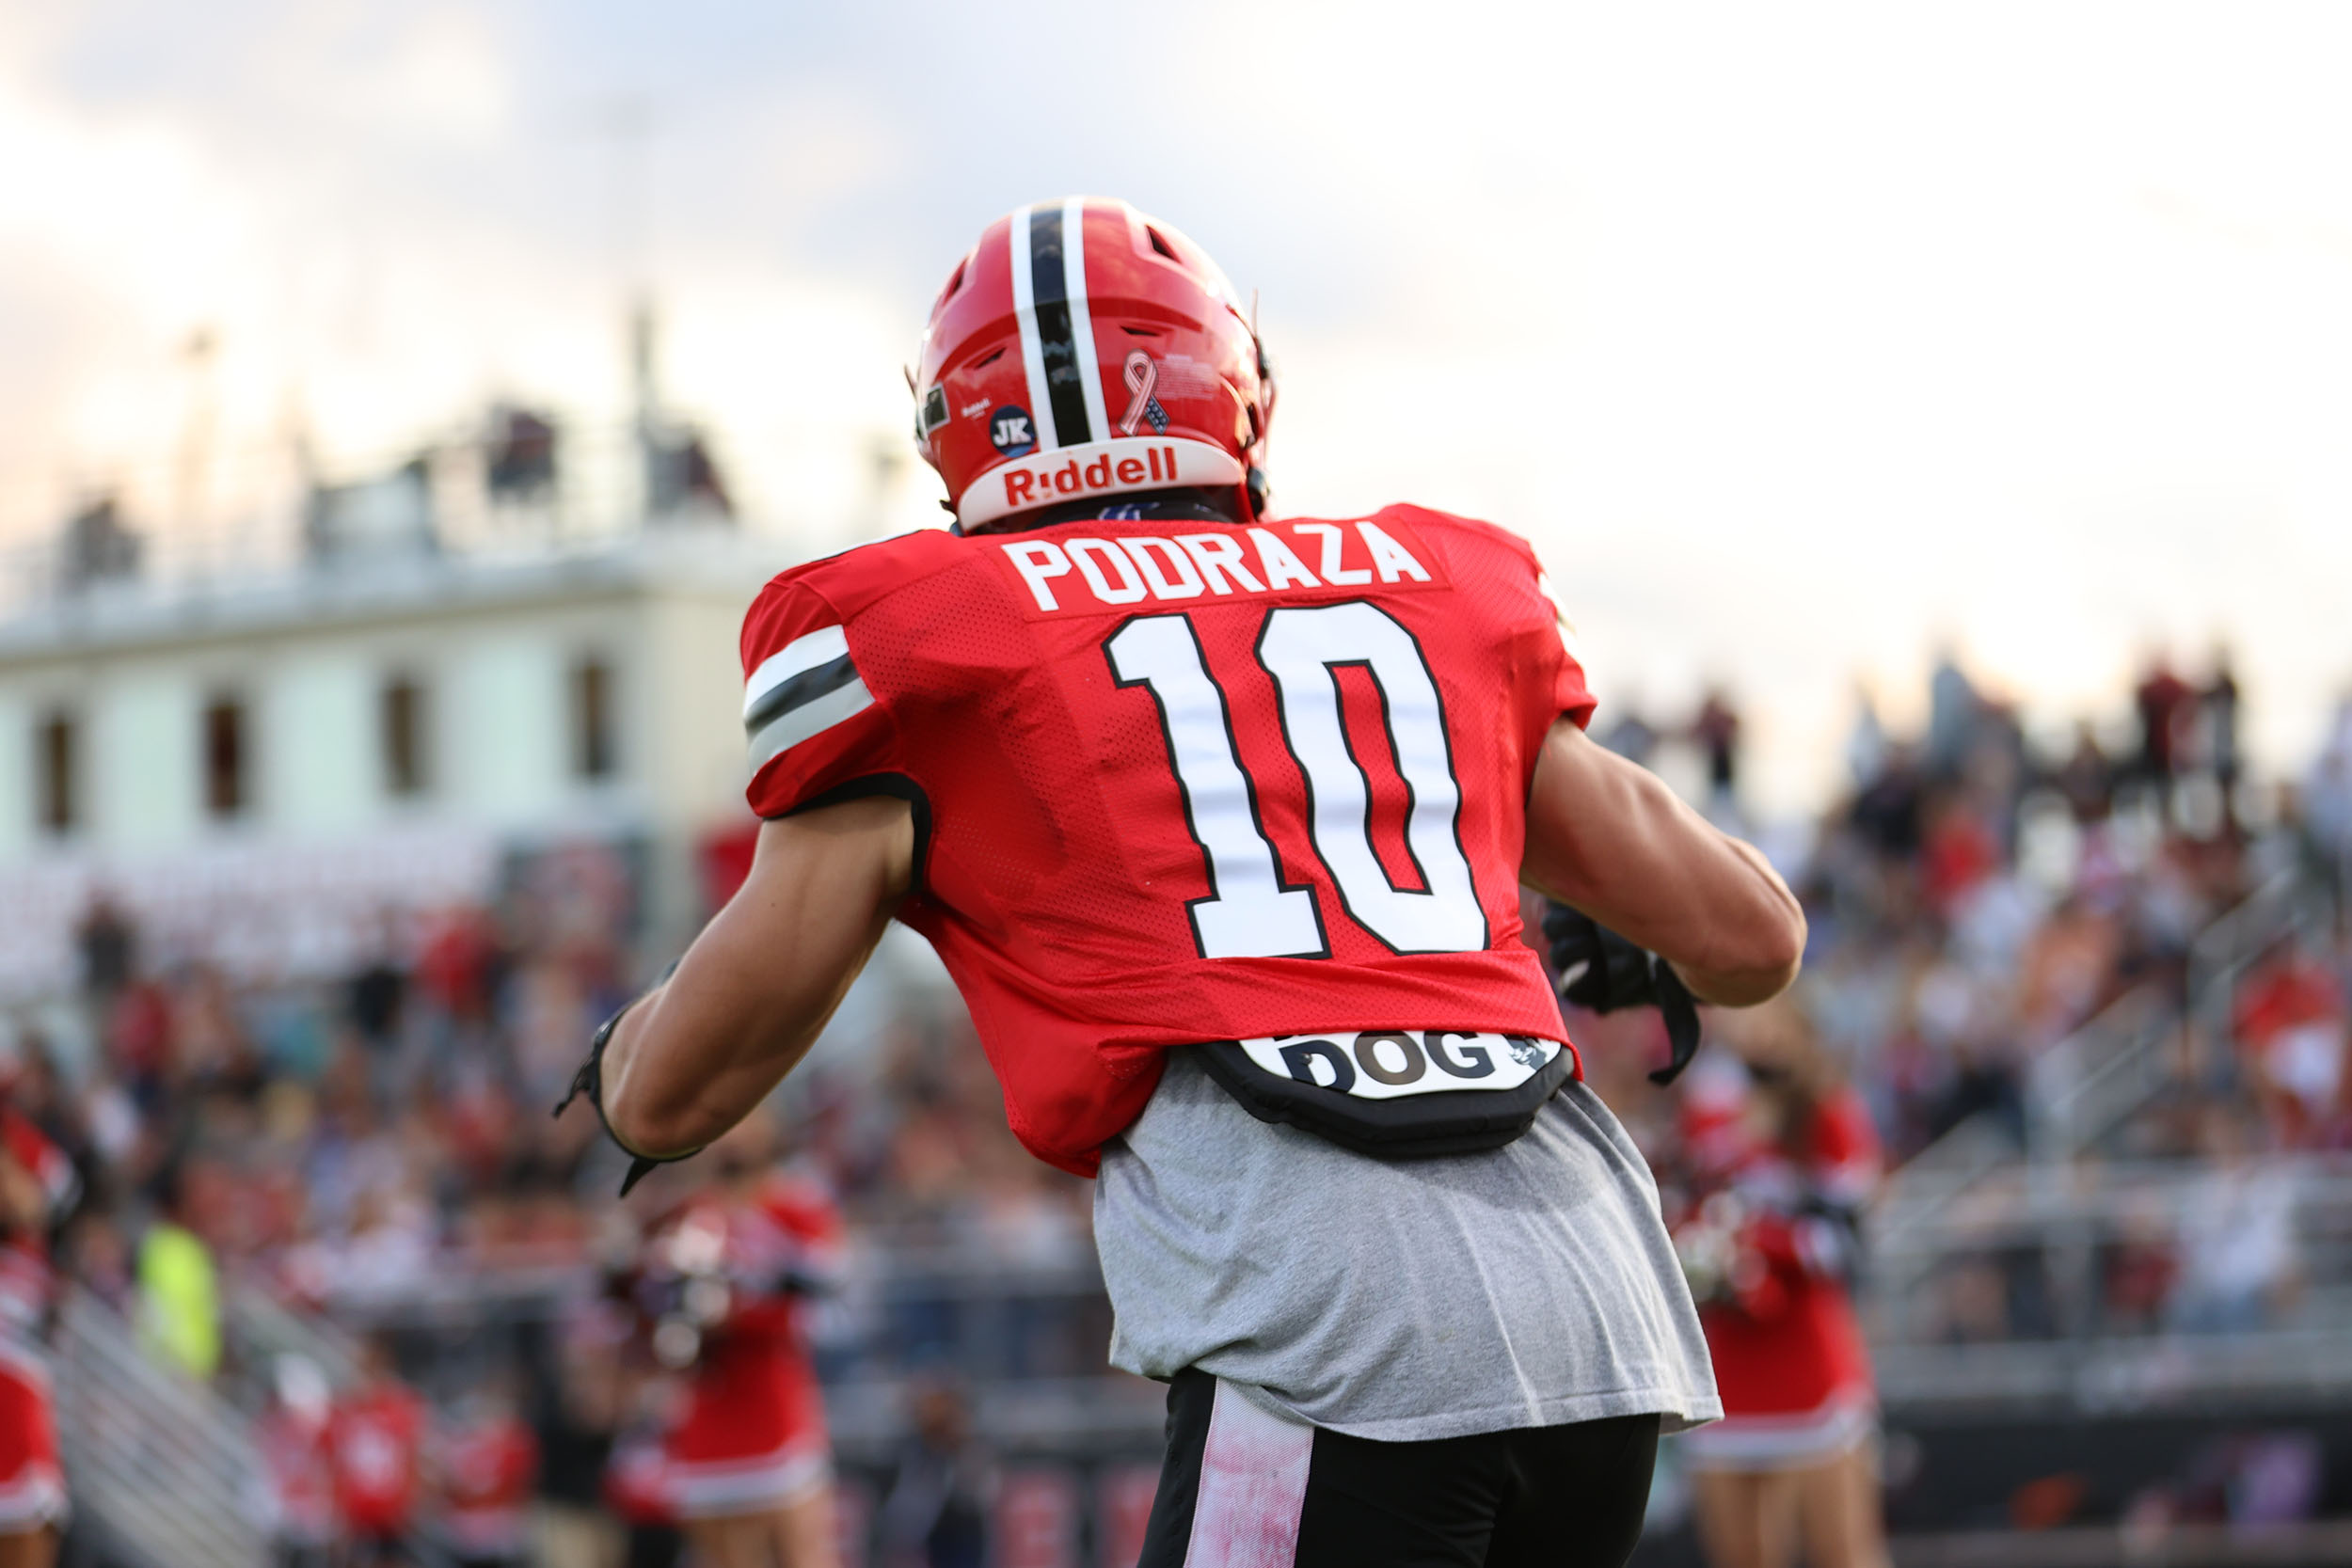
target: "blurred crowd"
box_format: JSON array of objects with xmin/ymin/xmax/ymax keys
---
[
  {"xmin": 8, "ymin": 647, "xmax": 2352, "ymax": 1560},
  {"xmin": 1586, "ymin": 648, "xmax": 2352, "ymax": 1358},
  {"xmin": 15, "ymin": 836, "xmax": 1095, "ymax": 1563}
]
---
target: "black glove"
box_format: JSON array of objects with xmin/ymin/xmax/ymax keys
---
[
  {"xmin": 1541, "ymin": 904, "xmax": 1703, "ymax": 1085},
  {"xmin": 554, "ymin": 997, "xmax": 703, "ymax": 1196}
]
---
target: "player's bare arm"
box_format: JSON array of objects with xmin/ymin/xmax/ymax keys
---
[
  {"xmin": 1521, "ymin": 719, "xmax": 1805, "ymax": 1006},
  {"xmin": 599, "ymin": 796, "xmax": 914, "ymax": 1160}
]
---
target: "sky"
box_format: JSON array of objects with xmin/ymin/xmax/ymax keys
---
[{"xmin": 5, "ymin": 2, "xmax": 2352, "ymax": 811}]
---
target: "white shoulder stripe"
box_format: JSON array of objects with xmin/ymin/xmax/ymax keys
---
[
  {"xmin": 743, "ymin": 625, "xmax": 850, "ymax": 721},
  {"xmin": 748, "ymin": 677, "xmax": 875, "ymax": 774}
]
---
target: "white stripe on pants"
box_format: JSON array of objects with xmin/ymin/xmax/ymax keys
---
[{"xmin": 1184, "ymin": 1380, "xmax": 1314, "ymax": 1567}]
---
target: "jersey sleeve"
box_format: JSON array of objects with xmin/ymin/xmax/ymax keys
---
[
  {"xmin": 739, "ymin": 573, "xmax": 900, "ymax": 818},
  {"xmin": 1531, "ymin": 566, "xmax": 1597, "ymax": 732}
]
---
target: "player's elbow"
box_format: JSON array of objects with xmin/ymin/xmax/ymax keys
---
[
  {"xmin": 602, "ymin": 1045, "xmax": 733, "ymax": 1162},
  {"xmin": 604, "ymin": 1086, "xmax": 703, "ymax": 1164},
  {"xmin": 1688, "ymin": 904, "xmax": 1807, "ymax": 1007}
]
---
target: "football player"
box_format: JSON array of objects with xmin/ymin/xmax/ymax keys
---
[{"xmin": 567, "ymin": 198, "xmax": 1806, "ymax": 1568}]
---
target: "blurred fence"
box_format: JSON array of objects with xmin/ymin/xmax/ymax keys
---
[
  {"xmin": 1871, "ymin": 867, "xmax": 2352, "ymax": 1415},
  {"xmin": 271, "ymin": 1238, "xmax": 1157, "ymax": 1467},
  {"xmin": 1871, "ymin": 1157, "xmax": 2352, "ymax": 1408},
  {"xmin": 56, "ymin": 1287, "xmax": 262, "ymax": 1568}
]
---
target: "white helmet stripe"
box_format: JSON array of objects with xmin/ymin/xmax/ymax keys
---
[
  {"xmin": 1008, "ymin": 204, "xmax": 1059, "ymax": 451},
  {"xmin": 1060, "ymin": 198, "xmax": 1112, "ymax": 446}
]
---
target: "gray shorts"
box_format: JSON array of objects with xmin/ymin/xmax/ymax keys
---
[{"xmin": 1094, "ymin": 1048, "xmax": 1721, "ymax": 1442}]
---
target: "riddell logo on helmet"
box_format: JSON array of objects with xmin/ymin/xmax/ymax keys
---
[
  {"xmin": 961, "ymin": 436, "xmax": 1247, "ymax": 530},
  {"xmin": 999, "ymin": 446, "xmax": 1184, "ymax": 511}
]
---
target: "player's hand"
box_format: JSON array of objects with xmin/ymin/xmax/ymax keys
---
[{"xmin": 1541, "ymin": 904, "xmax": 1703, "ymax": 1085}]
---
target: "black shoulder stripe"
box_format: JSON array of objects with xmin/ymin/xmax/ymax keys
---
[{"xmin": 744, "ymin": 651, "xmax": 861, "ymax": 736}]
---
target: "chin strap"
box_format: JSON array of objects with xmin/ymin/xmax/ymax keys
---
[{"xmin": 554, "ymin": 997, "xmax": 705, "ymax": 1196}]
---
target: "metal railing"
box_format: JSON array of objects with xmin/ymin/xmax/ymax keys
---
[
  {"xmin": 2025, "ymin": 985, "xmax": 2177, "ymax": 1162},
  {"xmin": 53, "ymin": 1288, "xmax": 263, "ymax": 1568},
  {"xmin": 215, "ymin": 1286, "xmax": 463, "ymax": 1568},
  {"xmin": 1865, "ymin": 866, "xmax": 2352, "ymax": 1409},
  {"xmin": 2187, "ymin": 869, "xmax": 2332, "ymax": 1069}
]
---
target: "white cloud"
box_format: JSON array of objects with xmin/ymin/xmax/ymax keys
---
[{"xmin": 7, "ymin": 2, "xmax": 2352, "ymax": 807}]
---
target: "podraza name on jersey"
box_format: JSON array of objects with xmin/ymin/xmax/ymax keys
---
[
  {"xmin": 1240, "ymin": 1031, "xmax": 1562, "ymax": 1100},
  {"xmin": 995, "ymin": 517, "xmax": 1447, "ymax": 618}
]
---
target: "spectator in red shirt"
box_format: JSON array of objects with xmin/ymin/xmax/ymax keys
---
[
  {"xmin": 254, "ymin": 1354, "xmax": 338, "ymax": 1568},
  {"xmin": 2233, "ymin": 945, "xmax": 2348, "ymax": 1148},
  {"xmin": 2136, "ymin": 656, "xmax": 2193, "ymax": 799},
  {"xmin": 328, "ymin": 1337, "xmax": 425, "ymax": 1565},
  {"xmin": 436, "ymin": 1379, "xmax": 539, "ymax": 1568}
]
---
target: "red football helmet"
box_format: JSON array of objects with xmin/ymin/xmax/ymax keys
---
[{"xmin": 912, "ymin": 198, "xmax": 1275, "ymax": 532}]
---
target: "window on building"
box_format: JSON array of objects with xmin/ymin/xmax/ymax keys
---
[
  {"xmin": 381, "ymin": 674, "xmax": 429, "ymax": 798},
  {"xmin": 35, "ymin": 710, "xmax": 75, "ymax": 835},
  {"xmin": 204, "ymin": 694, "xmax": 248, "ymax": 819},
  {"xmin": 571, "ymin": 656, "xmax": 616, "ymax": 781}
]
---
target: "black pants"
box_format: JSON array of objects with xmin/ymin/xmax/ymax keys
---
[{"xmin": 1138, "ymin": 1370, "xmax": 1659, "ymax": 1568}]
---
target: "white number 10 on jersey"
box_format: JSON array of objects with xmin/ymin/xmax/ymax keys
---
[{"xmin": 1104, "ymin": 600, "xmax": 1488, "ymax": 958}]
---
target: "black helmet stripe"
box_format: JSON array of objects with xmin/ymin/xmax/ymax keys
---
[{"xmin": 1024, "ymin": 204, "xmax": 1093, "ymax": 449}]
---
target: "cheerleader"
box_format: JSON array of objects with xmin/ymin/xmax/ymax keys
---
[
  {"xmin": 635, "ymin": 1113, "xmax": 842, "ymax": 1568},
  {"xmin": 1669, "ymin": 997, "xmax": 1889, "ymax": 1568}
]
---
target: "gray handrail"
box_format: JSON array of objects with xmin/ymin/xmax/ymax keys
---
[
  {"xmin": 2025, "ymin": 986, "xmax": 2174, "ymax": 1161},
  {"xmin": 53, "ymin": 1287, "xmax": 264, "ymax": 1568}
]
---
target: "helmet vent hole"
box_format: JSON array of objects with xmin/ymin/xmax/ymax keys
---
[
  {"xmin": 1145, "ymin": 226, "xmax": 1180, "ymax": 262},
  {"xmin": 1121, "ymin": 325, "xmax": 1160, "ymax": 337},
  {"xmin": 971, "ymin": 346, "xmax": 1006, "ymax": 369}
]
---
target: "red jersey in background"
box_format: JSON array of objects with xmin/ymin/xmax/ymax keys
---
[
  {"xmin": 329, "ymin": 1383, "xmax": 425, "ymax": 1539},
  {"xmin": 437, "ymin": 1406, "xmax": 538, "ymax": 1560}
]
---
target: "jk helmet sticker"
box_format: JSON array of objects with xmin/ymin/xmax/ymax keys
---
[{"xmin": 989, "ymin": 405, "xmax": 1038, "ymax": 457}]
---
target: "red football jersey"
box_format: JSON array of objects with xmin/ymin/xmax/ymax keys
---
[
  {"xmin": 740, "ymin": 505, "xmax": 1594, "ymax": 1175},
  {"xmin": 329, "ymin": 1384, "xmax": 425, "ymax": 1534},
  {"xmin": 437, "ymin": 1410, "xmax": 538, "ymax": 1555}
]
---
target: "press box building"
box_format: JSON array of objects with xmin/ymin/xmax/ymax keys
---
[{"xmin": 0, "ymin": 530, "xmax": 800, "ymax": 998}]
